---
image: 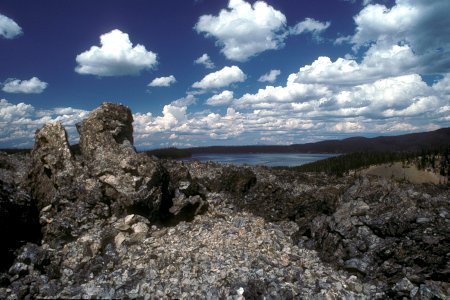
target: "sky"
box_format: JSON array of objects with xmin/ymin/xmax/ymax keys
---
[{"xmin": 0, "ymin": 0, "xmax": 449, "ymax": 149}]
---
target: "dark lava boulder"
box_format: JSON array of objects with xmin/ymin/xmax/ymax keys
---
[
  {"xmin": 303, "ymin": 177, "xmax": 450, "ymax": 296},
  {"xmin": 27, "ymin": 121, "xmax": 108, "ymax": 246},
  {"xmin": 28, "ymin": 122, "xmax": 78, "ymax": 211},
  {"xmin": 220, "ymin": 167, "xmax": 257, "ymax": 195},
  {"xmin": 76, "ymin": 102, "xmax": 134, "ymax": 160},
  {"xmin": 76, "ymin": 103, "xmax": 169, "ymax": 218},
  {"xmin": 160, "ymin": 159, "xmax": 208, "ymax": 224},
  {"xmin": 196, "ymin": 164, "xmax": 257, "ymax": 195}
]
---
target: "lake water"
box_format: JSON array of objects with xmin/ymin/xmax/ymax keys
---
[{"xmin": 181, "ymin": 153, "xmax": 338, "ymax": 167}]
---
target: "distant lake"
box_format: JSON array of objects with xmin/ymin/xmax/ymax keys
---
[{"xmin": 181, "ymin": 153, "xmax": 338, "ymax": 167}]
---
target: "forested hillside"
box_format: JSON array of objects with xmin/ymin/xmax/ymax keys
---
[{"xmin": 290, "ymin": 146, "xmax": 450, "ymax": 178}]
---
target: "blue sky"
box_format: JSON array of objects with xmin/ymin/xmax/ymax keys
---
[{"xmin": 0, "ymin": 0, "xmax": 449, "ymax": 149}]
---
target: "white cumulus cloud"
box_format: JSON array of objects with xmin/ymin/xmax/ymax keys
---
[
  {"xmin": 333, "ymin": 121, "xmax": 365, "ymax": 132},
  {"xmin": 195, "ymin": 0, "xmax": 287, "ymax": 61},
  {"xmin": 290, "ymin": 18, "xmax": 330, "ymax": 40},
  {"xmin": 75, "ymin": 29, "xmax": 158, "ymax": 76},
  {"xmin": 352, "ymin": 1, "xmax": 420, "ymax": 47},
  {"xmin": 236, "ymin": 81, "xmax": 331, "ymax": 107},
  {"xmin": 154, "ymin": 104, "xmax": 188, "ymax": 131},
  {"xmin": 192, "ymin": 66, "xmax": 246, "ymax": 89},
  {"xmin": 329, "ymin": 74, "xmax": 437, "ymax": 118},
  {"xmin": 206, "ymin": 90, "xmax": 234, "ymax": 106},
  {"xmin": 170, "ymin": 94, "xmax": 197, "ymax": 107},
  {"xmin": 0, "ymin": 14, "xmax": 22, "ymax": 39},
  {"xmin": 350, "ymin": 0, "xmax": 450, "ymax": 73},
  {"xmin": 290, "ymin": 43, "xmax": 419, "ymax": 86},
  {"xmin": 225, "ymin": 66, "xmax": 448, "ymax": 143},
  {"xmin": 148, "ymin": 75, "xmax": 176, "ymax": 87},
  {"xmin": 258, "ymin": 69, "xmax": 281, "ymax": 83},
  {"xmin": 0, "ymin": 99, "xmax": 34, "ymax": 122},
  {"xmin": 2, "ymin": 77, "xmax": 48, "ymax": 94},
  {"xmin": 194, "ymin": 53, "xmax": 215, "ymax": 69},
  {"xmin": 433, "ymin": 73, "xmax": 450, "ymax": 95}
]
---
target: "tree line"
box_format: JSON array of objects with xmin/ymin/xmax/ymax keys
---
[{"xmin": 290, "ymin": 145, "xmax": 450, "ymax": 178}]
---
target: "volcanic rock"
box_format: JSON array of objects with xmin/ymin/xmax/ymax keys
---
[
  {"xmin": 303, "ymin": 177, "xmax": 450, "ymax": 296},
  {"xmin": 76, "ymin": 103, "xmax": 168, "ymax": 218},
  {"xmin": 0, "ymin": 151, "xmax": 41, "ymax": 272},
  {"xmin": 0, "ymin": 102, "xmax": 449, "ymax": 299},
  {"xmin": 76, "ymin": 102, "xmax": 134, "ymax": 160},
  {"xmin": 25, "ymin": 103, "xmax": 207, "ymax": 249},
  {"xmin": 28, "ymin": 122, "xmax": 77, "ymax": 211}
]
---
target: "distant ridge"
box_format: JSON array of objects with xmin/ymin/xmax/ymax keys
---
[
  {"xmin": 183, "ymin": 127, "xmax": 450, "ymax": 155},
  {"xmin": 3, "ymin": 127, "xmax": 450, "ymax": 156}
]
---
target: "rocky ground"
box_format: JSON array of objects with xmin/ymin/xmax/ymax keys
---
[{"xmin": 0, "ymin": 103, "xmax": 449, "ymax": 299}]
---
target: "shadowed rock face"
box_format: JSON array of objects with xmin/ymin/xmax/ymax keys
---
[
  {"xmin": 0, "ymin": 179, "xmax": 41, "ymax": 272},
  {"xmin": 28, "ymin": 122, "xmax": 76, "ymax": 210}
]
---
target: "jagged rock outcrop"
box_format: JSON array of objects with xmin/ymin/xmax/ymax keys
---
[
  {"xmin": 25, "ymin": 103, "xmax": 207, "ymax": 248},
  {"xmin": 28, "ymin": 122, "xmax": 77, "ymax": 211},
  {"xmin": 76, "ymin": 103, "xmax": 170, "ymax": 218},
  {"xmin": 77, "ymin": 102, "xmax": 134, "ymax": 160}
]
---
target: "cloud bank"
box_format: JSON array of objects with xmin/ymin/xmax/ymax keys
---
[{"xmin": 130, "ymin": 72, "xmax": 448, "ymax": 148}]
